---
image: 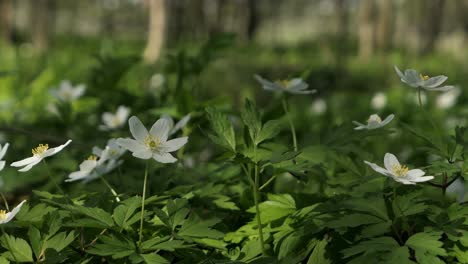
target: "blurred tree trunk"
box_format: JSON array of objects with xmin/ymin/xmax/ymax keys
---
[
  {"xmin": 31, "ymin": 0, "xmax": 55, "ymax": 53},
  {"xmin": 420, "ymin": 0, "xmax": 445, "ymax": 54},
  {"xmin": 0, "ymin": 0, "xmax": 13, "ymax": 44},
  {"xmin": 375, "ymin": 0, "xmax": 394, "ymax": 52},
  {"xmin": 358, "ymin": 0, "xmax": 375, "ymax": 59},
  {"xmin": 246, "ymin": 0, "xmax": 259, "ymax": 41},
  {"xmin": 143, "ymin": 0, "xmax": 166, "ymax": 64},
  {"xmin": 335, "ymin": 0, "xmax": 349, "ymax": 65}
]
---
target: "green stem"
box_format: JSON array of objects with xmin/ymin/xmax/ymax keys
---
[
  {"xmin": 43, "ymin": 160, "xmax": 65, "ymax": 196},
  {"xmin": 417, "ymin": 88, "xmax": 423, "ymax": 107},
  {"xmin": 138, "ymin": 161, "xmax": 149, "ymax": 246},
  {"xmin": 282, "ymin": 97, "xmax": 297, "ymax": 152},
  {"xmin": 100, "ymin": 177, "xmax": 120, "ymax": 202},
  {"xmin": 0, "ymin": 193, "xmax": 9, "ymax": 211},
  {"xmin": 253, "ymin": 146, "xmax": 266, "ymax": 255},
  {"xmin": 259, "ymin": 175, "xmax": 277, "ymax": 191}
]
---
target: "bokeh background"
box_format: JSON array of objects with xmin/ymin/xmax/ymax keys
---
[{"xmin": 0, "ymin": 0, "xmax": 467, "ymax": 195}]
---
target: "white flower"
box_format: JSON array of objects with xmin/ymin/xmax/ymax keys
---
[
  {"xmin": 371, "ymin": 92, "xmax": 387, "ymax": 110},
  {"xmin": 11, "ymin": 140, "xmax": 72, "ymax": 172},
  {"xmin": 50, "ymin": 80, "xmax": 86, "ymax": 103},
  {"xmin": 161, "ymin": 114, "xmax": 191, "ymax": 136},
  {"xmin": 254, "ymin": 75, "xmax": 316, "ymax": 95},
  {"xmin": 364, "ymin": 153, "xmax": 434, "ymax": 185},
  {"xmin": 99, "ymin": 106, "xmax": 131, "ymax": 131},
  {"xmin": 353, "ymin": 114, "xmax": 394, "ymax": 130},
  {"xmin": 93, "ymin": 139, "xmax": 126, "ymax": 160},
  {"xmin": 310, "ymin": 99, "xmax": 327, "ymax": 115},
  {"xmin": 117, "ymin": 116, "xmax": 188, "ymax": 163},
  {"xmin": 0, "ymin": 143, "xmax": 9, "ymax": 171},
  {"xmin": 436, "ymin": 86, "xmax": 461, "ymax": 109},
  {"xmin": 66, "ymin": 147, "xmax": 121, "ymax": 182},
  {"xmin": 394, "ymin": 65, "xmax": 454, "ymax": 91},
  {"xmin": 0, "ymin": 200, "xmax": 26, "ymax": 224}
]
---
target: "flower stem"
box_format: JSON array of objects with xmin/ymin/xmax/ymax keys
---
[
  {"xmin": 99, "ymin": 177, "xmax": 120, "ymax": 202},
  {"xmin": 138, "ymin": 161, "xmax": 149, "ymax": 246},
  {"xmin": 417, "ymin": 88, "xmax": 423, "ymax": 107},
  {"xmin": 43, "ymin": 160, "xmax": 65, "ymax": 196},
  {"xmin": 0, "ymin": 193, "xmax": 9, "ymax": 211},
  {"xmin": 282, "ymin": 97, "xmax": 297, "ymax": 152},
  {"xmin": 253, "ymin": 146, "xmax": 266, "ymax": 255}
]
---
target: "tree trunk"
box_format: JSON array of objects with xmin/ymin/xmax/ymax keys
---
[
  {"xmin": 31, "ymin": 0, "xmax": 55, "ymax": 53},
  {"xmin": 420, "ymin": 0, "xmax": 445, "ymax": 54},
  {"xmin": 358, "ymin": 0, "xmax": 376, "ymax": 59},
  {"xmin": 375, "ymin": 0, "xmax": 394, "ymax": 52},
  {"xmin": 143, "ymin": 0, "xmax": 166, "ymax": 64},
  {"xmin": 246, "ymin": 0, "xmax": 259, "ymax": 41},
  {"xmin": 0, "ymin": 0, "xmax": 13, "ymax": 44}
]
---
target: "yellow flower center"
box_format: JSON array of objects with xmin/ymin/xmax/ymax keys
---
[
  {"xmin": 144, "ymin": 135, "xmax": 161, "ymax": 151},
  {"xmin": 0, "ymin": 210, "xmax": 7, "ymax": 220},
  {"xmin": 32, "ymin": 144, "xmax": 49, "ymax": 156},
  {"xmin": 392, "ymin": 164, "xmax": 409, "ymax": 177},
  {"xmin": 87, "ymin": 155, "xmax": 97, "ymax": 161},
  {"xmin": 111, "ymin": 116, "xmax": 121, "ymax": 127},
  {"xmin": 276, "ymin": 79, "xmax": 291, "ymax": 89},
  {"xmin": 420, "ymin": 74, "xmax": 430, "ymax": 81}
]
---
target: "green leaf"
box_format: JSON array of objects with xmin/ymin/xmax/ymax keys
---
[
  {"xmin": 392, "ymin": 192, "xmax": 428, "ymax": 218},
  {"xmin": 241, "ymin": 98, "xmax": 262, "ymax": 145},
  {"xmin": 178, "ymin": 216, "xmax": 223, "ymax": 239},
  {"xmin": 47, "ymin": 231, "xmax": 76, "ymax": 252},
  {"xmin": 405, "ymin": 231, "xmax": 447, "ymax": 262},
  {"xmin": 87, "ymin": 235, "xmax": 135, "ymax": 259},
  {"xmin": 257, "ymin": 119, "xmax": 282, "ymax": 145},
  {"xmin": 308, "ymin": 238, "xmax": 330, "ymax": 264},
  {"xmin": 141, "ymin": 237, "xmax": 187, "ymax": 252},
  {"xmin": 342, "ymin": 236, "xmax": 399, "ymax": 258},
  {"xmin": 15, "ymin": 203, "xmax": 55, "ymax": 223},
  {"xmin": 113, "ymin": 196, "xmax": 141, "ymax": 230},
  {"xmin": 0, "ymin": 235, "xmax": 34, "ymax": 262},
  {"xmin": 27, "ymin": 226, "xmax": 42, "ymax": 259},
  {"xmin": 68, "ymin": 205, "xmax": 115, "ymax": 228},
  {"xmin": 248, "ymin": 194, "xmax": 296, "ymax": 223},
  {"xmin": 206, "ymin": 107, "xmax": 236, "ymax": 151},
  {"xmin": 140, "ymin": 253, "xmax": 170, "ymax": 264}
]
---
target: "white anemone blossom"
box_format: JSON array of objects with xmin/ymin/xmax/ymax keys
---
[
  {"xmin": 11, "ymin": 140, "xmax": 72, "ymax": 172},
  {"xmin": 50, "ymin": 80, "xmax": 86, "ymax": 102},
  {"xmin": 371, "ymin": 92, "xmax": 387, "ymax": 110},
  {"xmin": 161, "ymin": 114, "xmax": 191, "ymax": 136},
  {"xmin": 99, "ymin": 106, "xmax": 131, "ymax": 130},
  {"xmin": 394, "ymin": 65, "xmax": 454, "ymax": 91},
  {"xmin": 0, "ymin": 143, "xmax": 9, "ymax": 171},
  {"xmin": 117, "ymin": 116, "xmax": 188, "ymax": 163},
  {"xmin": 0, "ymin": 200, "xmax": 26, "ymax": 224},
  {"xmin": 364, "ymin": 153, "xmax": 434, "ymax": 185},
  {"xmin": 436, "ymin": 86, "xmax": 461, "ymax": 109},
  {"xmin": 254, "ymin": 75, "xmax": 316, "ymax": 95},
  {"xmin": 66, "ymin": 146, "xmax": 122, "ymax": 182},
  {"xmin": 353, "ymin": 114, "xmax": 394, "ymax": 130},
  {"xmin": 93, "ymin": 139, "xmax": 126, "ymax": 160}
]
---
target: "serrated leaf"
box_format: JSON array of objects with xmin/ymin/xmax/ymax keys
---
[
  {"xmin": 241, "ymin": 98, "xmax": 262, "ymax": 145},
  {"xmin": 307, "ymin": 238, "xmax": 330, "ymax": 264},
  {"xmin": 113, "ymin": 196, "xmax": 141, "ymax": 230},
  {"xmin": 140, "ymin": 253, "xmax": 170, "ymax": 264},
  {"xmin": 206, "ymin": 107, "xmax": 236, "ymax": 151},
  {"xmin": 257, "ymin": 119, "xmax": 282, "ymax": 145},
  {"xmin": 405, "ymin": 232, "xmax": 447, "ymax": 258},
  {"xmin": 47, "ymin": 231, "xmax": 76, "ymax": 252},
  {"xmin": 178, "ymin": 216, "xmax": 223, "ymax": 239},
  {"xmin": 0, "ymin": 235, "xmax": 34, "ymax": 262},
  {"xmin": 87, "ymin": 235, "xmax": 135, "ymax": 259},
  {"xmin": 248, "ymin": 194, "xmax": 296, "ymax": 223},
  {"xmin": 342, "ymin": 236, "xmax": 399, "ymax": 258}
]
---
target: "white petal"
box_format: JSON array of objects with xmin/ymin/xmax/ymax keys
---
[
  {"xmin": 364, "ymin": 161, "xmax": 393, "ymax": 177},
  {"xmin": 0, "ymin": 143, "xmax": 9, "ymax": 160},
  {"xmin": 129, "ymin": 116, "xmax": 149, "ymax": 142},
  {"xmin": 408, "ymin": 175, "xmax": 434, "ymax": 183},
  {"xmin": 426, "ymin": 85, "xmax": 454, "ymax": 92},
  {"xmin": 170, "ymin": 114, "xmax": 191, "ymax": 135},
  {"xmin": 117, "ymin": 138, "xmax": 146, "ymax": 153},
  {"xmin": 42, "ymin": 140, "xmax": 72, "ymax": 158},
  {"xmin": 405, "ymin": 169, "xmax": 425, "ymax": 179},
  {"xmin": 18, "ymin": 158, "xmax": 43, "ymax": 172},
  {"xmin": 422, "ymin": 75, "xmax": 447, "ymax": 88},
  {"xmin": 404, "ymin": 69, "xmax": 422, "ymax": 86},
  {"xmin": 394, "ymin": 65, "xmax": 405, "ymax": 79},
  {"xmin": 153, "ymin": 152, "xmax": 177, "ymax": 163},
  {"xmin": 287, "ymin": 89, "xmax": 316, "ymax": 95},
  {"xmin": 66, "ymin": 171, "xmax": 91, "ymax": 182},
  {"xmin": 3, "ymin": 200, "xmax": 27, "ymax": 223},
  {"xmin": 162, "ymin": 137, "xmax": 188, "ymax": 152},
  {"xmin": 117, "ymin": 106, "xmax": 130, "ymax": 121},
  {"xmin": 132, "ymin": 150, "xmax": 152, "ymax": 160},
  {"xmin": 149, "ymin": 118, "xmax": 171, "ymax": 142},
  {"xmin": 11, "ymin": 156, "xmax": 40, "ymax": 167},
  {"xmin": 384, "ymin": 153, "xmax": 400, "ymax": 171},
  {"xmin": 254, "ymin": 75, "xmax": 282, "ymax": 91},
  {"xmin": 0, "ymin": 161, "xmax": 5, "ymax": 171},
  {"xmin": 79, "ymin": 160, "xmax": 97, "ymax": 172},
  {"xmin": 92, "ymin": 146, "xmax": 103, "ymax": 157},
  {"xmin": 380, "ymin": 114, "xmax": 394, "ymax": 126}
]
